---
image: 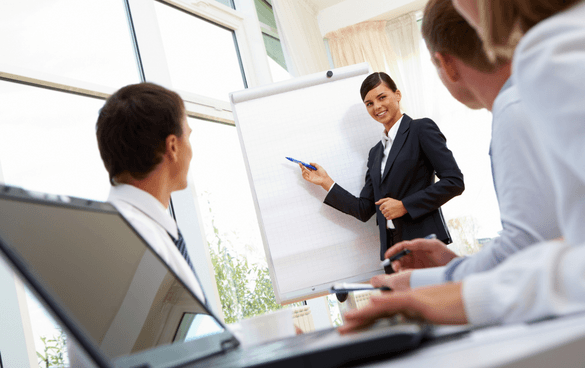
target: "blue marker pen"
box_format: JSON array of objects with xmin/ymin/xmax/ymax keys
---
[{"xmin": 286, "ymin": 157, "xmax": 317, "ymax": 170}]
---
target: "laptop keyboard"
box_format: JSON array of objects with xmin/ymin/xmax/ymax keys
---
[
  {"xmin": 240, "ymin": 327, "xmax": 337, "ymax": 362},
  {"xmin": 278, "ymin": 327, "xmax": 337, "ymax": 347}
]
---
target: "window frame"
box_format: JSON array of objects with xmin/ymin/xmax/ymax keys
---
[
  {"xmin": 0, "ymin": 0, "xmax": 274, "ymax": 359},
  {"xmin": 130, "ymin": 0, "xmax": 270, "ymax": 125}
]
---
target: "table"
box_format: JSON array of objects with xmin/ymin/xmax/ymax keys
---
[{"xmin": 363, "ymin": 312, "xmax": 585, "ymax": 367}]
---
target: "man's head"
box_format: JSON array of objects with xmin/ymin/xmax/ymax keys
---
[
  {"xmin": 421, "ymin": 0, "xmax": 510, "ymax": 110},
  {"xmin": 96, "ymin": 83, "xmax": 191, "ymax": 189},
  {"xmin": 422, "ymin": 0, "xmax": 505, "ymax": 73}
]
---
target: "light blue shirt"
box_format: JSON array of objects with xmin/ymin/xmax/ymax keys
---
[{"xmin": 411, "ymin": 78, "xmax": 561, "ymax": 287}]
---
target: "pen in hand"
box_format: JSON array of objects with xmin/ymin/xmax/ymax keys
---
[
  {"xmin": 286, "ymin": 157, "xmax": 317, "ymax": 170},
  {"xmin": 330, "ymin": 283, "xmax": 391, "ymax": 293},
  {"xmin": 380, "ymin": 249, "xmax": 411, "ymax": 268},
  {"xmin": 380, "ymin": 233, "xmax": 437, "ymax": 268}
]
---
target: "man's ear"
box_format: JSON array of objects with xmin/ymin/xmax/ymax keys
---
[
  {"xmin": 165, "ymin": 134, "xmax": 179, "ymax": 162},
  {"xmin": 434, "ymin": 52, "xmax": 460, "ymax": 83}
]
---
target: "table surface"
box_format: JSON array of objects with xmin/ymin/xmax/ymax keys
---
[{"xmin": 359, "ymin": 312, "xmax": 585, "ymax": 368}]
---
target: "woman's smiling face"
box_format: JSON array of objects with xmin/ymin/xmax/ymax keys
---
[{"xmin": 363, "ymin": 83, "xmax": 402, "ymax": 133}]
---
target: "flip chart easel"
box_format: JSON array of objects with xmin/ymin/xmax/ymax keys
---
[{"xmin": 230, "ymin": 63, "xmax": 385, "ymax": 304}]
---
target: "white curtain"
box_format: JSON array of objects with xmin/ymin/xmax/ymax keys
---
[
  {"xmin": 324, "ymin": 13, "xmax": 426, "ymax": 117},
  {"xmin": 385, "ymin": 12, "xmax": 430, "ymax": 118},
  {"xmin": 325, "ymin": 21, "xmax": 398, "ymax": 76},
  {"xmin": 272, "ymin": 0, "xmax": 330, "ymax": 77}
]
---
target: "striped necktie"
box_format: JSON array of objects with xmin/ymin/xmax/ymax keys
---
[{"xmin": 168, "ymin": 228, "xmax": 207, "ymax": 306}]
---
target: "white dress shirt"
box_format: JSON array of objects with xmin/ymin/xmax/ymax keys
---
[
  {"xmin": 410, "ymin": 78, "xmax": 561, "ymax": 288},
  {"xmin": 380, "ymin": 115, "xmax": 403, "ymax": 229},
  {"xmin": 107, "ymin": 184, "xmax": 206, "ymax": 303}
]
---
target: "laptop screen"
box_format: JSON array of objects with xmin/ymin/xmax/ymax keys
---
[{"xmin": 0, "ymin": 187, "xmax": 237, "ymax": 368}]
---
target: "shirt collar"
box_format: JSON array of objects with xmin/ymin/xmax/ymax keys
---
[
  {"xmin": 107, "ymin": 184, "xmax": 178, "ymax": 238},
  {"xmin": 381, "ymin": 114, "xmax": 404, "ymax": 148},
  {"xmin": 499, "ymin": 76, "xmax": 514, "ymax": 95}
]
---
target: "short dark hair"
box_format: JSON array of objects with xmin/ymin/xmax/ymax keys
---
[
  {"xmin": 96, "ymin": 83, "xmax": 185, "ymax": 185},
  {"xmin": 421, "ymin": 0, "xmax": 505, "ymax": 72},
  {"xmin": 360, "ymin": 72, "xmax": 398, "ymax": 101}
]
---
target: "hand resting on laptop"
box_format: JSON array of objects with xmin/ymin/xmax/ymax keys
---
[{"xmin": 338, "ymin": 282, "xmax": 467, "ymax": 334}]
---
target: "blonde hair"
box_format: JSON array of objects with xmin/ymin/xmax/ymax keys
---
[{"xmin": 477, "ymin": 0, "xmax": 582, "ymax": 60}]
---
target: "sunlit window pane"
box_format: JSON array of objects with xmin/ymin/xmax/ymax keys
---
[
  {"xmin": 187, "ymin": 117, "xmax": 288, "ymax": 322},
  {"xmin": 0, "ymin": 81, "xmax": 109, "ymax": 201},
  {"xmin": 214, "ymin": 0, "xmax": 234, "ymax": 8},
  {"xmin": 187, "ymin": 118, "xmax": 264, "ymax": 264},
  {"xmin": 0, "ymin": 0, "xmax": 140, "ymax": 89},
  {"xmin": 155, "ymin": 2, "xmax": 246, "ymax": 102},
  {"xmin": 25, "ymin": 289, "xmax": 69, "ymax": 368}
]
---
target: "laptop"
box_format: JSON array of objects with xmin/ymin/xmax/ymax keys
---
[{"xmin": 0, "ymin": 184, "xmax": 432, "ymax": 368}]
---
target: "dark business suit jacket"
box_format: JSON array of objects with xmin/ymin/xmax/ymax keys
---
[{"xmin": 324, "ymin": 114, "xmax": 464, "ymax": 260}]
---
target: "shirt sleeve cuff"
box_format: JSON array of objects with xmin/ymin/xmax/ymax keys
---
[
  {"xmin": 462, "ymin": 273, "xmax": 499, "ymax": 326},
  {"xmin": 328, "ymin": 182, "xmax": 336, "ymax": 193},
  {"xmin": 410, "ymin": 266, "xmax": 447, "ymax": 288}
]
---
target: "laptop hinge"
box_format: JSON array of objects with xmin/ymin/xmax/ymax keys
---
[{"xmin": 220, "ymin": 337, "xmax": 240, "ymax": 352}]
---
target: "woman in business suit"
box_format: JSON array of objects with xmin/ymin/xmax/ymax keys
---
[{"xmin": 301, "ymin": 72, "xmax": 464, "ymax": 274}]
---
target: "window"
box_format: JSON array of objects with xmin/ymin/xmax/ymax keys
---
[
  {"xmin": 152, "ymin": 0, "xmax": 288, "ymax": 323},
  {"xmin": 0, "ymin": 0, "xmax": 140, "ymax": 90},
  {"xmin": 0, "ymin": 1, "xmax": 140, "ymax": 363},
  {"xmin": 154, "ymin": 1, "xmax": 246, "ymax": 102},
  {"xmin": 0, "ymin": 81, "xmax": 109, "ymax": 200},
  {"xmin": 188, "ymin": 118, "xmax": 264, "ymax": 266},
  {"xmin": 0, "ymin": 0, "xmax": 276, "ymax": 365},
  {"xmin": 214, "ymin": 0, "xmax": 235, "ymax": 8},
  {"xmin": 253, "ymin": 0, "xmax": 292, "ymax": 82}
]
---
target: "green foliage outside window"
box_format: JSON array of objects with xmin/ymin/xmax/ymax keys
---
[
  {"xmin": 326, "ymin": 295, "xmax": 343, "ymax": 327},
  {"xmin": 209, "ymin": 242, "xmax": 284, "ymax": 324},
  {"xmin": 204, "ymin": 199, "xmax": 299, "ymax": 324},
  {"xmin": 37, "ymin": 330, "xmax": 67, "ymax": 368}
]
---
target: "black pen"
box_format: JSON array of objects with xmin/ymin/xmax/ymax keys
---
[
  {"xmin": 380, "ymin": 249, "xmax": 411, "ymax": 268},
  {"xmin": 330, "ymin": 283, "xmax": 391, "ymax": 293},
  {"xmin": 380, "ymin": 233, "xmax": 437, "ymax": 268}
]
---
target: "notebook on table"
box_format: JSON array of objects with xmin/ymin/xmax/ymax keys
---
[{"xmin": 0, "ymin": 184, "xmax": 432, "ymax": 368}]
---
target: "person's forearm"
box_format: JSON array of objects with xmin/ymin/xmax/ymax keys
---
[
  {"xmin": 462, "ymin": 240, "xmax": 584, "ymax": 326},
  {"xmin": 324, "ymin": 182, "xmax": 376, "ymax": 222},
  {"xmin": 407, "ymin": 282, "xmax": 467, "ymax": 324},
  {"xmin": 402, "ymin": 177, "xmax": 464, "ymax": 220},
  {"xmin": 445, "ymin": 226, "xmax": 538, "ymax": 282}
]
